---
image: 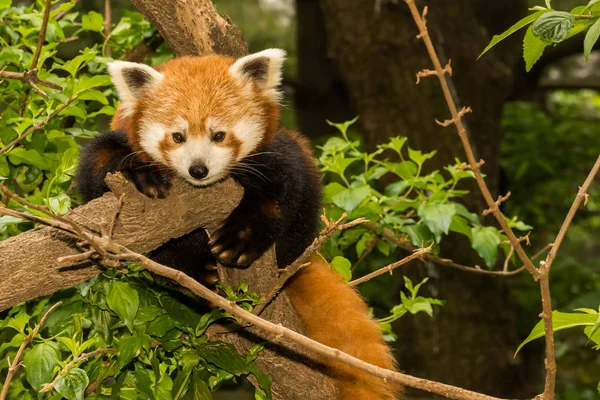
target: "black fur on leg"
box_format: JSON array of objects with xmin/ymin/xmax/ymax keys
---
[
  {"xmin": 214, "ymin": 129, "xmax": 323, "ymax": 269},
  {"xmin": 76, "ymin": 130, "xmax": 171, "ymax": 202}
]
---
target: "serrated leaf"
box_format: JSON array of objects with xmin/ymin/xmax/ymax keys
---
[
  {"xmin": 584, "ymin": 18, "xmax": 600, "ymax": 60},
  {"xmin": 7, "ymin": 148, "xmax": 49, "ymax": 169},
  {"xmin": 401, "ymin": 224, "xmax": 435, "ymax": 247},
  {"xmin": 418, "ymin": 203, "xmax": 456, "ymax": 242},
  {"xmin": 81, "ymin": 11, "xmax": 104, "ymax": 32},
  {"xmin": 22, "ymin": 343, "xmax": 59, "ymax": 391},
  {"xmin": 471, "ymin": 226, "xmax": 502, "ymax": 268},
  {"xmin": 331, "ymin": 185, "xmax": 370, "ymax": 212},
  {"xmin": 479, "ymin": 10, "xmax": 547, "ymax": 59},
  {"xmin": 160, "ymin": 296, "xmax": 201, "ymax": 335},
  {"xmin": 330, "ymin": 256, "xmax": 352, "ymax": 282},
  {"xmin": 196, "ymin": 342, "xmax": 248, "ymax": 375},
  {"xmin": 515, "ymin": 311, "xmax": 597, "ymax": 356},
  {"xmin": 523, "ymin": 26, "xmax": 550, "ymax": 72},
  {"xmin": 190, "ymin": 370, "xmax": 212, "ymax": 400},
  {"xmin": 532, "ymin": 11, "xmax": 574, "ymax": 42},
  {"xmin": 107, "ymin": 281, "xmax": 139, "ymax": 332},
  {"xmin": 55, "ymin": 368, "xmax": 89, "ymax": 400}
]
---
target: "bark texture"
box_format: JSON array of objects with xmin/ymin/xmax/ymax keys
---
[
  {"xmin": 129, "ymin": 0, "xmax": 248, "ymax": 57},
  {"xmin": 0, "ymin": 174, "xmax": 241, "ymax": 312},
  {"xmin": 2, "ymin": 1, "xmax": 338, "ymax": 398},
  {"xmin": 314, "ymin": 0, "xmax": 538, "ymax": 396}
]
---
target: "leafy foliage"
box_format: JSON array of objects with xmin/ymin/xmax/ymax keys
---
[
  {"xmin": 0, "ymin": 267, "xmax": 271, "ymax": 399},
  {"xmin": 481, "ymin": 1, "xmax": 600, "ymax": 70},
  {"xmin": 318, "ymin": 118, "xmax": 530, "ymax": 271},
  {"xmin": 0, "ymin": 0, "xmax": 166, "ymax": 239}
]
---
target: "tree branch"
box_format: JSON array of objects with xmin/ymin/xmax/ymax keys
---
[
  {"xmin": 0, "ymin": 96, "xmax": 77, "ymax": 155},
  {"xmin": 0, "ymin": 302, "xmax": 62, "ymax": 400},
  {"xmin": 348, "ymin": 243, "xmax": 433, "ymax": 286},
  {"xmin": 0, "ymin": 188, "xmax": 508, "ymax": 400}
]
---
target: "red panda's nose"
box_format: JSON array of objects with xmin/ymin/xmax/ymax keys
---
[{"xmin": 189, "ymin": 163, "xmax": 209, "ymax": 180}]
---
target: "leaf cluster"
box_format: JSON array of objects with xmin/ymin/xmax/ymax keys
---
[
  {"xmin": 480, "ymin": 0, "xmax": 600, "ymax": 71},
  {"xmin": 0, "ymin": 267, "xmax": 271, "ymax": 399}
]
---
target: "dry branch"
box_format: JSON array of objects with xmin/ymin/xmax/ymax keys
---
[
  {"xmin": 129, "ymin": 0, "xmax": 248, "ymax": 57},
  {"xmin": 0, "ymin": 302, "xmax": 62, "ymax": 400},
  {"xmin": 0, "ymin": 188, "xmax": 508, "ymax": 400},
  {"xmin": 0, "ymin": 174, "xmax": 243, "ymax": 311}
]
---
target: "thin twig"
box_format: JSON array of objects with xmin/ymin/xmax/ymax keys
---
[
  {"xmin": 31, "ymin": 0, "xmax": 52, "ymax": 70},
  {"xmin": 364, "ymin": 222, "xmax": 526, "ymax": 276},
  {"xmin": 251, "ymin": 214, "xmax": 367, "ymax": 316},
  {"xmin": 104, "ymin": 0, "xmax": 112, "ymax": 56},
  {"xmin": 1, "ymin": 185, "xmax": 508, "ymax": 400},
  {"xmin": 0, "ymin": 69, "xmax": 63, "ymax": 98},
  {"xmin": 55, "ymin": 0, "xmax": 80, "ymax": 21},
  {"xmin": 349, "ymin": 244, "xmax": 433, "ymax": 286},
  {"xmin": 40, "ymin": 348, "xmax": 115, "ymax": 393},
  {"xmin": 544, "ymin": 156, "xmax": 600, "ymax": 271},
  {"xmin": 0, "ymin": 302, "xmax": 62, "ymax": 400},
  {"xmin": 403, "ymin": 0, "xmax": 538, "ymax": 278},
  {"xmin": 0, "ymin": 96, "xmax": 77, "ymax": 155}
]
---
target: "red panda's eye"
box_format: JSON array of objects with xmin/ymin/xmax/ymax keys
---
[
  {"xmin": 172, "ymin": 132, "xmax": 185, "ymax": 143},
  {"xmin": 212, "ymin": 131, "xmax": 226, "ymax": 142}
]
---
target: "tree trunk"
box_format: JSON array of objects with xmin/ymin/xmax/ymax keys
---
[{"xmin": 310, "ymin": 0, "xmax": 541, "ymax": 396}]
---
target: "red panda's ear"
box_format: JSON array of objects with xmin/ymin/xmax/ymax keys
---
[
  {"xmin": 107, "ymin": 61, "xmax": 163, "ymax": 115},
  {"xmin": 229, "ymin": 48, "xmax": 286, "ymax": 102}
]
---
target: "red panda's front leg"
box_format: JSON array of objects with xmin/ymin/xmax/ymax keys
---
[
  {"xmin": 208, "ymin": 195, "xmax": 284, "ymax": 267},
  {"xmin": 77, "ymin": 130, "xmax": 172, "ymax": 201}
]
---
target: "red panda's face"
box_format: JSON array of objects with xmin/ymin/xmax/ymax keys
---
[{"xmin": 107, "ymin": 50, "xmax": 284, "ymax": 186}]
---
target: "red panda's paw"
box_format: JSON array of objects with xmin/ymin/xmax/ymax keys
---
[
  {"xmin": 122, "ymin": 165, "xmax": 172, "ymax": 199},
  {"xmin": 208, "ymin": 220, "xmax": 261, "ymax": 267}
]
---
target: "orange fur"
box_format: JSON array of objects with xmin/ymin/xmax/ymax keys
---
[
  {"xmin": 114, "ymin": 56, "xmax": 279, "ymax": 161},
  {"xmin": 286, "ymin": 254, "xmax": 402, "ymax": 399}
]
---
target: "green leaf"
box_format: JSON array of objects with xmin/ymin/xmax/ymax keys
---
[
  {"xmin": 471, "ymin": 226, "xmax": 502, "ymax": 268},
  {"xmin": 190, "ymin": 370, "xmax": 212, "ymax": 400},
  {"xmin": 523, "ymin": 26, "xmax": 550, "ymax": 72},
  {"xmin": 107, "ymin": 281, "xmax": 139, "ymax": 332},
  {"xmin": 326, "ymin": 116, "xmax": 359, "ymax": 136},
  {"xmin": 0, "ymin": 0, "xmax": 11, "ymax": 10},
  {"xmin": 160, "ymin": 296, "xmax": 201, "ymax": 335},
  {"xmin": 331, "ymin": 185, "xmax": 370, "ymax": 212},
  {"xmin": 479, "ymin": 10, "xmax": 547, "ymax": 59},
  {"xmin": 408, "ymin": 148, "xmax": 436, "ymax": 167},
  {"xmin": 147, "ymin": 314, "xmax": 176, "ymax": 337},
  {"xmin": 532, "ymin": 11, "xmax": 574, "ymax": 42},
  {"xmin": 81, "ymin": 11, "xmax": 104, "ymax": 32},
  {"xmin": 401, "ymin": 224, "xmax": 435, "ymax": 248},
  {"xmin": 6, "ymin": 308, "xmax": 30, "ymax": 333},
  {"xmin": 515, "ymin": 311, "xmax": 598, "ymax": 356},
  {"xmin": 55, "ymin": 368, "xmax": 89, "ymax": 400},
  {"xmin": 330, "ymin": 256, "xmax": 352, "ymax": 282},
  {"xmin": 22, "ymin": 343, "xmax": 59, "ymax": 391},
  {"xmin": 7, "ymin": 148, "xmax": 49, "ymax": 169},
  {"xmin": 418, "ymin": 203, "xmax": 456, "ymax": 242},
  {"xmin": 584, "ymin": 18, "xmax": 600, "ymax": 60},
  {"xmin": 48, "ymin": 193, "xmax": 72, "ymax": 215},
  {"xmin": 117, "ymin": 335, "xmax": 148, "ymax": 370},
  {"xmin": 196, "ymin": 342, "xmax": 248, "ymax": 375}
]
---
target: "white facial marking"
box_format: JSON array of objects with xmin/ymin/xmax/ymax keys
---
[
  {"xmin": 139, "ymin": 116, "xmax": 188, "ymax": 163},
  {"xmin": 139, "ymin": 120, "xmax": 168, "ymax": 162},
  {"xmin": 233, "ymin": 118, "xmax": 264, "ymax": 158},
  {"xmin": 168, "ymin": 136, "xmax": 234, "ymax": 186}
]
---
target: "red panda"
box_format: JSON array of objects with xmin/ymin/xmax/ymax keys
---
[{"xmin": 76, "ymin": 49, "xmax": 400, "ymax": 399}]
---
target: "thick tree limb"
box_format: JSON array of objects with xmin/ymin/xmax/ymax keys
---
[
  {"xmin": 0, "ymin": 174, "xmax": 242, "ymax": 312},
  {"xmin": 129, "ymin": 0, "xmax": 248, "ymax": 57}
]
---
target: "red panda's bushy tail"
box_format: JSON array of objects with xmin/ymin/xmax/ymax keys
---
[{"xmin": 285, "ymin": 254, "xmax": 402, "ymax": 400}]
